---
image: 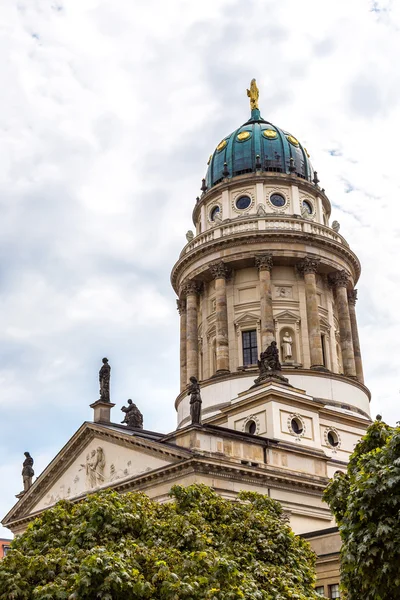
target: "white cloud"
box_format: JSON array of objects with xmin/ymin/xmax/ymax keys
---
[{"xmin": 0, "ymin": 0, "xmax": 400, "ymax": 535}]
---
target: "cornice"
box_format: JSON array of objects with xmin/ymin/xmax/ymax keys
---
[
  {"xmin": 171, "ymin": 226, "xmax": 361, "ymax": 294},
  {"xmin": 175, "ymin": 367, "xmax": 371, "ymax": 413},
  {"xmin": 4, "ymin": 454, "xmax": 329, "ymax": 531}
]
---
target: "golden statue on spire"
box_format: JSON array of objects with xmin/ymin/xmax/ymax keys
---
[{"xmin": 247, "ymin": 78, "xmax": 259, "ymax": 110}]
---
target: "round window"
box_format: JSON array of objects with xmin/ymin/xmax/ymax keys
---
[
  {"xmin": 246, "ymin": 420, "xmax": 257, "ymax": 435},
  {"xmin": 302, "ymin": 200, "xmax": 313, "ymax": 214},
  {"xmin": 235, "ymin": 195, "xmax": 251, "ymax": 210},
  {"xmin": 291, "ymin": 418, "xmax": 303, "ymax": 435},
  {"xmin": 270, "ymin": 193, "xmax": 286, "ymax": 208},
  {"xmin": 327, "ymin": 431, "xmax": 339, "ymax": 447},
  {"xmin": 210, "ymin": 206, "xmax": 220, "ymax": 222}
]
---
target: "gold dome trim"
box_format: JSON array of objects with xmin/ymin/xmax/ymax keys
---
[
  {"xmin": 237, "ymin": 131, "xmax": 251, "ymax": 141},
  {"xmin": 287, "ymin": 135, "xmax": 299, "ymax": 147},
  {"xmin": 216, "ymin": 139, "xmax": 228, "ymax": 152},
  {"xmin": 262, "ymin": 129, "xmax": 278, "ymax": 139}
]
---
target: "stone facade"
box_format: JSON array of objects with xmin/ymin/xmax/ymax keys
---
[{"xmin": 2, "ymin": 92, "xmax": 371, "ymax": 594}]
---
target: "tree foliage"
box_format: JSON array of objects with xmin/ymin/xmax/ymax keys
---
[
  {"xmin": 0, "ymin": 484, "xmax": 320, "ymax": 600},
  {"xmin": 324, "ymin": 419, "xmax": 400, "ymax": 600}
]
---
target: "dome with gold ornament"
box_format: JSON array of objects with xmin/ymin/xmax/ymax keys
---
[{"xmin": 204, "ymin": 79, "xmax": 316, "ymax": 190}]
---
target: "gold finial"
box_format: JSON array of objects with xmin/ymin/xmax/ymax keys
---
[{"xmin": 247, "ymin": 78, "xmax": 259, "ymax": 111}]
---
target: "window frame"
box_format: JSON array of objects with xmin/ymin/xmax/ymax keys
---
[{"xmin": 242, "ymin": 329, "xmax": 258, "ymax": 366}]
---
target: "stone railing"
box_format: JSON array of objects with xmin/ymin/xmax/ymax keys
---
[{"xmin": 180, "ymin": 217, "xmax": 348, "ymax": 257}]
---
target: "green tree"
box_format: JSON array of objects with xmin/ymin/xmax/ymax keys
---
[
  {"xmin": 324, "ymin": 418, "xmax": 400, "ymax": 600},
  {"xmin": 0, "ymin": 484, "xmax": 319, "ymax": 600}
]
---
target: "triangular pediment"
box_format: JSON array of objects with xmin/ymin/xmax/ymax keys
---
[
  {"xmin": 234, "ymin": 312, "xmax": 260, "ymax": 327},
  {"xmin": 274, "ymin": 310, "xmax": 300, "ymax": 323},
  {"xmin": 3, "ymin": 422, "xmax": 191, "ymax": 527}
]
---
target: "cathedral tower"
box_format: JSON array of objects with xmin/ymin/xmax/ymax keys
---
[{"xmin": 171, "ymin": 81, "xmax": 369, "ymax": 437}]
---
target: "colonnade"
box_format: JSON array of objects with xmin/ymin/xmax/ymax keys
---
[{"xmin": 177, "ymin": 256, "xmax": 364, "ymax": 391}]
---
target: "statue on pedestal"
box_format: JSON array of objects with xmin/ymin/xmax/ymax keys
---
[
  {"xmin": 22, "ymin": 452, "xmax": 34, "ymax": 493},
  {"xmin": 121, "ymin": 400, "xmax": 143, "ymax": 429},
  {"xmin": 254, "ymin": 341, "xmax": 289, "ymax": 386},
  {"xmin": 187, "ymin": 376, "xmax": 202, "ymax": 425},
  {"xmin": 282, "ymin": 331, "xmax": 293, "ymax": 361},
  {"xmin": 99, "ymin": 358, "xmax": 111, "ymax": 402}
]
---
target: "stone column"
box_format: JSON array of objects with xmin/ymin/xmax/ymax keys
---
[
  {"xmin": 330, "ymin": 271, "xmax": 356, "ymax": 377},
  {"xmin": 182, "ymin": 281, "xmax": 201, "ymax": 381},
  {"xmin": 299, "ymin": 257, "xmax": 325, "ymax": 370},
  {"xmin": 177, "ymin": 298, "xmax": 187, "ymax": 391},
  {"xmin": 348, "ymin": 289, "xmax": 364, "ymax": 382},
  {"xmin": 255, "ymin": 254, "xmax": 274, "ymax": 350},
  {"xmin": 209, "ymin": 262, "xmax": 230, "ymax": 374}
]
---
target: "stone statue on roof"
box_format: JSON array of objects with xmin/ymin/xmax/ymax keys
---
[
  {"xmin": 99, "ymin": 357, "xmax": 111, "ymax": 402},
  {"xmin": 121, "ymin": 399, "xmax": 143, "ymax": 429},
  {"xmin": 247, "ymin": 78, "xmax": 259, "ymax": 111},
  {"xmin": 22, "ymin": 452, "xmax": 34, "ymax": 492}
]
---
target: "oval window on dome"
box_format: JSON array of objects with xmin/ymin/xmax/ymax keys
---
[
  {"xmin": 287, "ymin": 135, "xmax": 299, "ymax": 147},
  {"xmin": 262, "ymin": 129, "xmax": 278, "ymax": 139},
  {"xmin": 210, "ymin": 206, "xmax": 220, "ymax": 222},
  {"xmin": 270, "ymin": 193, "xmax": 286, "ymax": 208},
  {"xmin": 302, "ymin": 200, "xmax": 313, "ymax": 215},
  {"xmin": 235, "ymin": 195, "xmax": 251, "ymax": 210},
  {"xmin": 216, "ymin": 139, "xmax": 228, "ymax": 152},
  {"xmin": 237, "ymin": 131, "xmax": 251, "ymax": 142}
]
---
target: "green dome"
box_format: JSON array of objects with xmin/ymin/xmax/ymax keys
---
[{"xmin": 205, "ymin": 108, "xmax": 315, "ymax": 189}]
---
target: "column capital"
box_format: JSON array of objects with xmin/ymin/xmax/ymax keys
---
[
  {"xmin": 255, "ymin": 253, "xmax": 273, "ymax": 271},
  {"xmin": 181, "ymin": 280, "xmax": 202, "ymax": 296},
  {"xmin": 176, "ymin": 298, "xmax": 187, "ymax": 315},
  {"xmin": 329, "ymin": 270, "xmax": 351, "ymax": 288},
  {"xmin": 209, "ymin": 261, "xmax": 231, "ymax": 280},
  {"xmin": 297, "ymin": 256, "xmax": 320, "ymax": 275},
  {"xmin": 347, "ymin": 288, "xmax": 358, "ymax": 305}
]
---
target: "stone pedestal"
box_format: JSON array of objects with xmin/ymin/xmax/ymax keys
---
[
  {"xmin": 348, "ymin": 289, "xmax": 364, "ymax": 383},
  {"xmin": 177, "ymin": 299, "xmax": 187, "ymax": 391},
  {"xmin": 299, "ymin": 257, "xmax": 326, "ymax": 370},
  {"xmin": 256, "ymin": 254, "xmax": 275, "ymax": 350},
  {"xmin": 90, "ymin": 400, "xmax": 116, "ymax": 424},
  {"xmin": 210, "ymin": 262, "xmax": 230, "ymax": 374},
  {"xmin": 183, "ymin": 281, "xmax": 200, "ymax": 381},
  {"xmin": 330, "ymin": 271, "xmax": 356, "ymax": 377}
]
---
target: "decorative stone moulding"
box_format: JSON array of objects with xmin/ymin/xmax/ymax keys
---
[
  {"xmin": 287, "ymin": 413, "xmax": 306, "ymax": 440},
  {"xmin": 265, "ymin": 187, "xmax": 290, "ymax": 213},
  {"xmin": 231, "ymin": 188, "xmax": 255, "ymax": 213},
  {"xmin": 242, "ymin": 414, "xmax": 261, "ymax": 435}
]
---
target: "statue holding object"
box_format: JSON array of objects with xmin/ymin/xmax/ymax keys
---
[
  {"xmin": 121, "ymin": 399, "xmax": 143, "ymax": 429},
  {"xmin": 254, "ymin": 341, "xmax": 290, "ymax": 386},
  {"xmin": 188, "ymin": 376, "xmax": 202, "ymax": 425}
]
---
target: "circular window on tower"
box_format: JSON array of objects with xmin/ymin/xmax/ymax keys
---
[
  {"xmin": 243, "ymin": 415, "xmax": 260, "ymax": 435},
  {"xmin": 325, "ymin": 427, "xmax": 341, "ymax": 449},
  {"xmin": 302, "ymin": 200, "xmax": 313, "ymax": 215},
  {"xmin": 270, "ymin": 193, "xmax": 286, "ymax": 208},
  {"xmin": 288, "ymin": 414, "xmax": 305, "ymax": 438},
  {"xmin": 246, "ymin": 420, "xmax": 257, "ymax": 435},
  {"xmin": 291, "ymin": 417, "xmax": 303, "ymax": 435},
  {"xmin": 235, "ymin": 195, "xmax": 251, "ymax": 210},
  {"xmin": 209, "ymin": 205, "xmax": 221, "ymax": 222}
]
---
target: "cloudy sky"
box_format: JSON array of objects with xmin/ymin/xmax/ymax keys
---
[{"xmin": 0, "ymin": 0, "xmax": 399, "ymax": 536}]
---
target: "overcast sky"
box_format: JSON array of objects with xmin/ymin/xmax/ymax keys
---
[{"xmin": 0, "ymin": 0, "xmax": 399, "ymax": 536}]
